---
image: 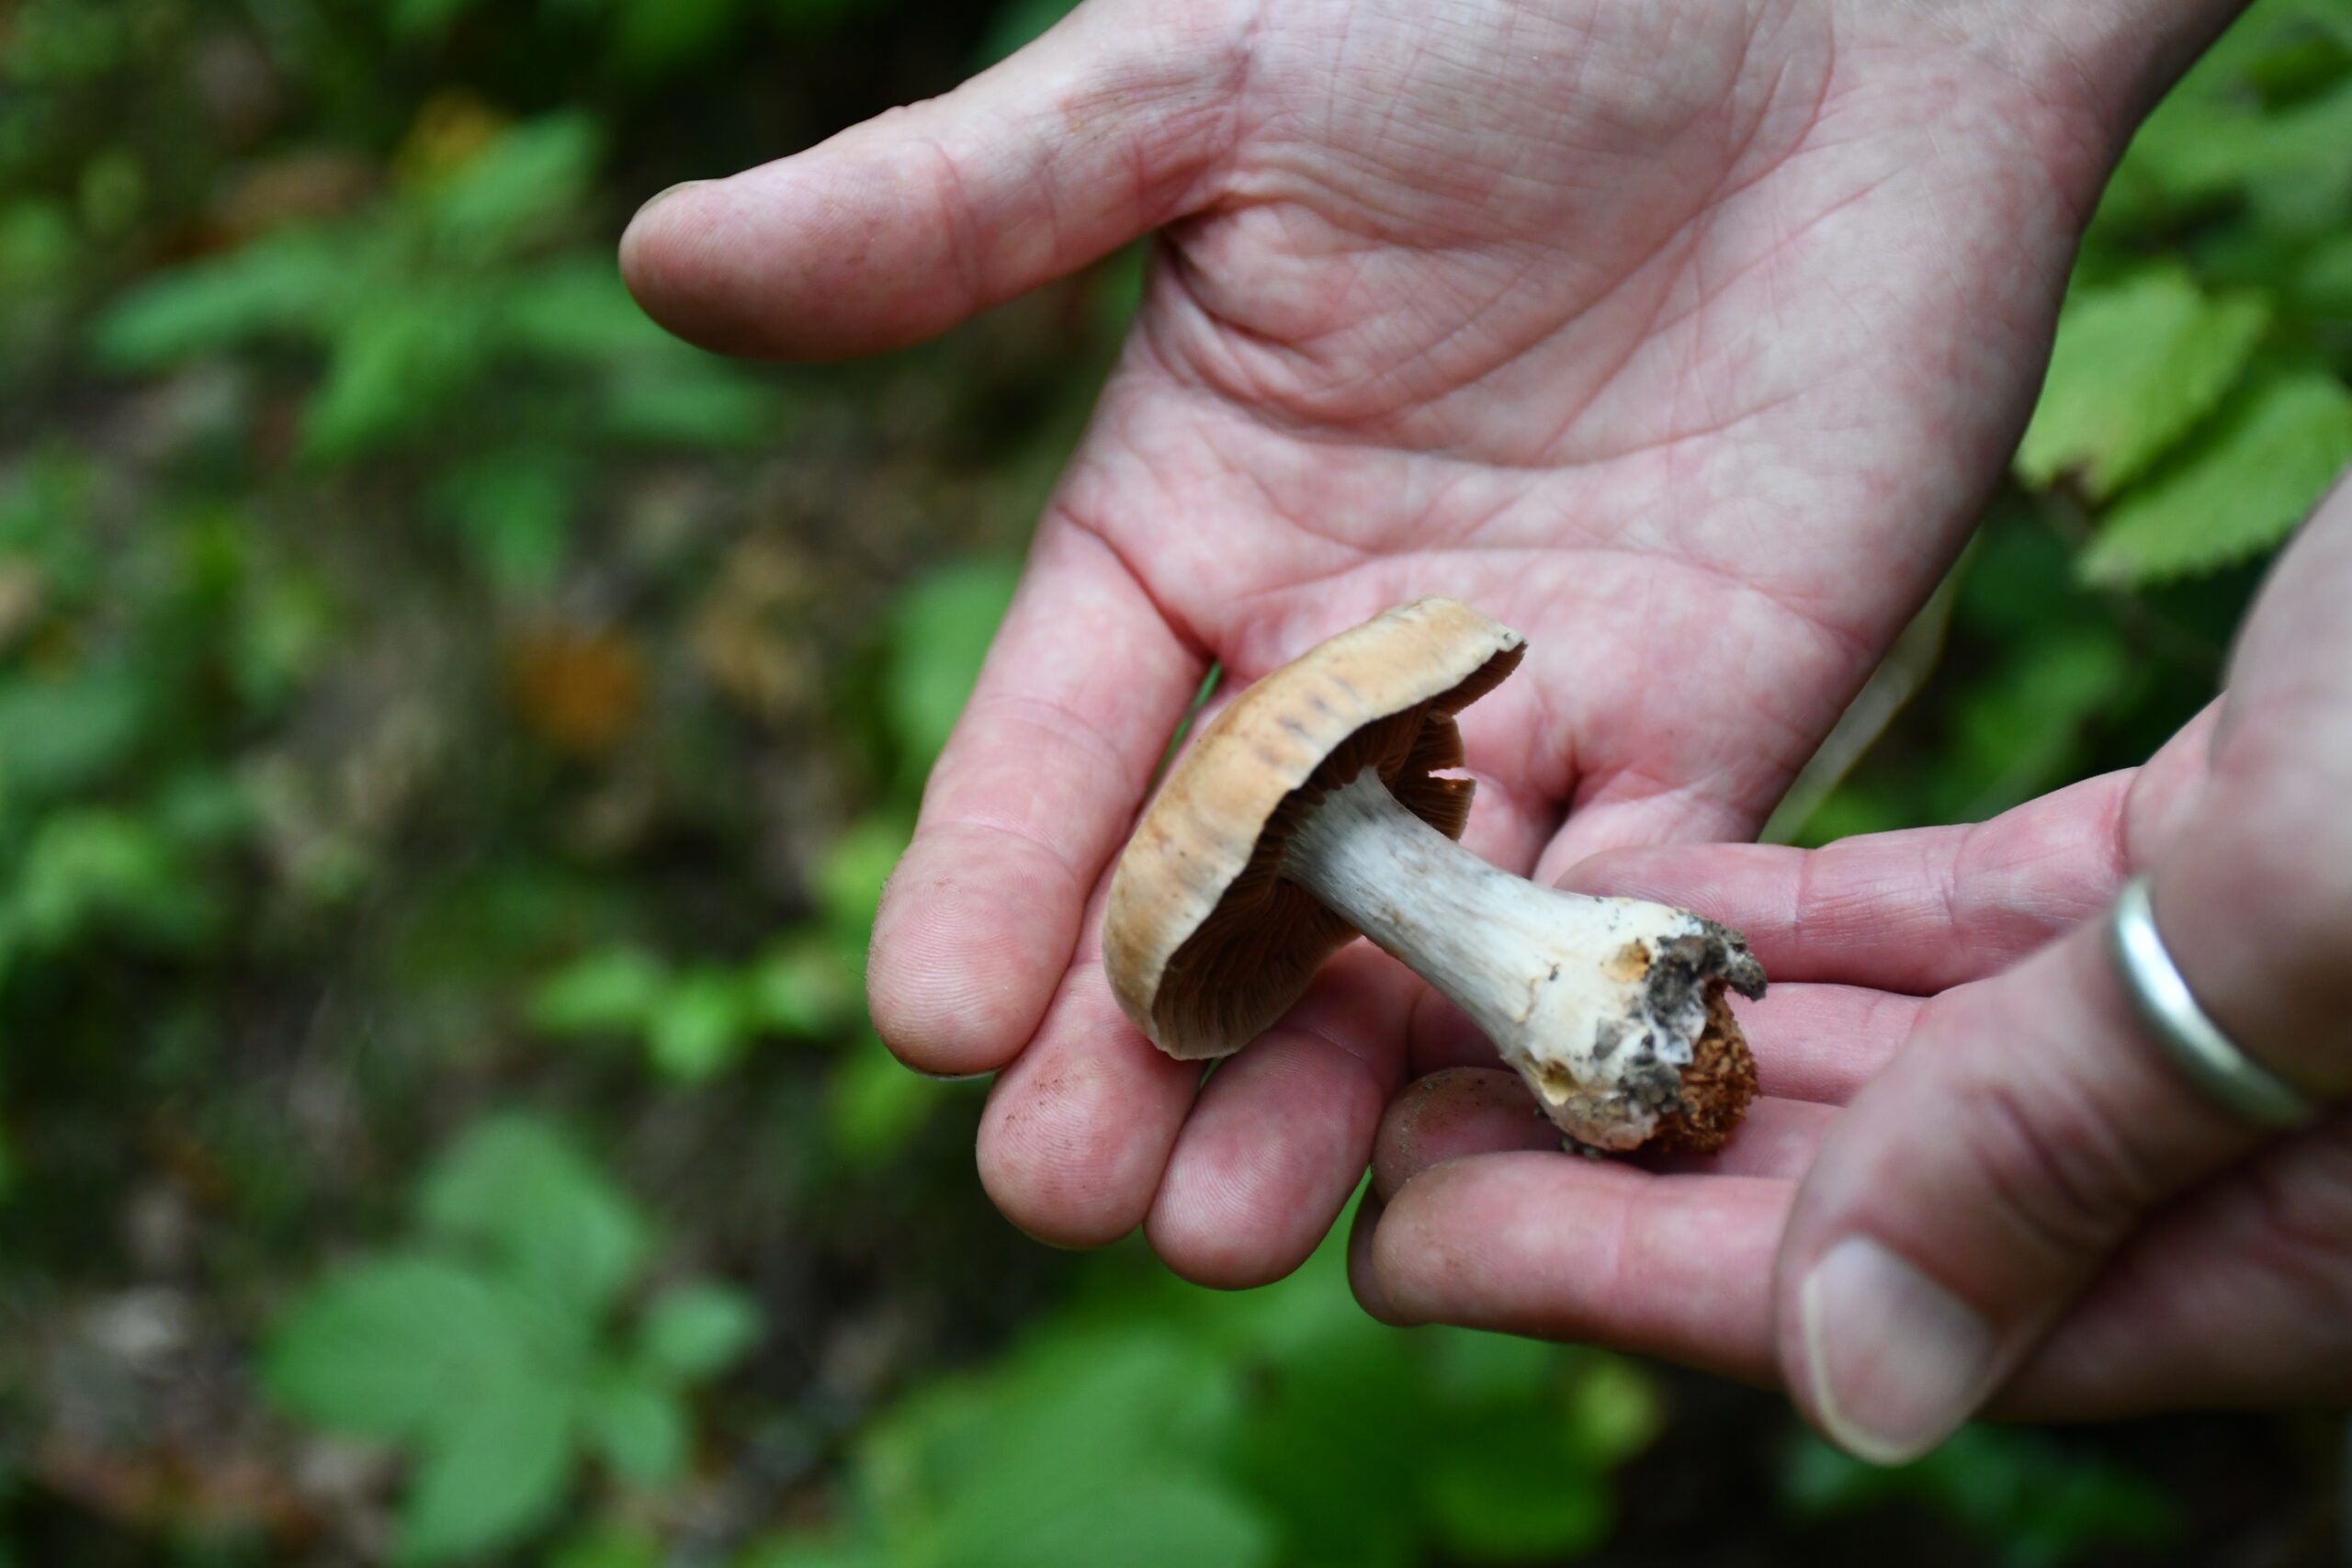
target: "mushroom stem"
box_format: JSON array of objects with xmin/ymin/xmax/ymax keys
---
[{"xmin": 1281, "ymin": 768, "xmax": 1764, "ymax": 1150}]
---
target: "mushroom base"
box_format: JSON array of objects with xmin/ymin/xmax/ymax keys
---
[{"xmin": 1281, "ymin": 769, "xmax": 1766, "ymax": 1152}]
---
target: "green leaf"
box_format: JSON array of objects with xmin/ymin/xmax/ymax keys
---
[
  {"xmin": 2082, "ymin": 371, "xmax": 2352, "ymax": 586},
  {"xmin": 601, "ymin": 356, "xmax": 779, "ymax": 447},
  {"xmin": 0, "ymin": 664, "xmax": 147, "ymax": 801},
  {"xmin": 609, "ymin": 0, "xmax": 741, "ymax": 73},
  {"xmin": 305, "ymin": 291, "xmax": 492, "ymax": 458},
  {"xmin": 734, "ymin": 1538, "xmax": 892, "ymax": 1568},
  {"xmin": 2016, "ymin": 267, "xmax": 2269, "ymax": 500},
  {"xmin": 883, "ymin": 559, "xmax": 1018, "ymax": 766},
  {"xmin": 532, "ymin": 946, "xmax": 672, "ymax": 1037},
  {"xmin": 1420, "ymin": 1446, "xmax": 1610, "ymax": 1564},
  {"xmin": 746, "ymin": 935, "xmax": 856, "ymax": 1037},
  {"xmin": 546, "ymin": 1526, "xmax": 663, "ymax": 1568},
  {"xmin": 92, "ymin": 233, "xmax": 354, "ymax": 367},
  {"xmin": 1786, "ymin": 1427, "xmax": 2176, "ymax": 1568},
  {"xmin": 815, "ymin": 815, "xmax": 910, "ymax": 937},
  {"xmin": 866, "ymin": 1328, "xmax": 1269, "ymax": 1567},
  {"xmin": 416, "ymin": 1115, "xmax": 649, "ymax": 1319},
  {"xmin": 639, "ymin": 1281, "xmax": 763, "ymax": 1382},
  {"xmin": 646, "ymin": 968, "xmax": 753, "ymax": 1082},
  {"xmin": 391, "ymin": 0, "xmax": 481, "ymax": 38},
  {"xmin": 12, "ymin": 808, "xmax": 209, "ymax": 951},
  {"xmin": 1414, "ymin": 1346, "xmax": 1623, "ymax": 1562},
  {"xmin": 828, "ymin": 1033, "xmax": 935, "ymax": 1162},
  {"xmin": 503, "ymin": 261, "xmax": 673, "ymax": 362},
  {"xmin": 932, "ymin": 1469, "xmax": 1275, "ymax": 1568},
  {"xmin": 431, "ymin": 447, "xmax": 577, "ymax": 593},
  {"xmin": 2300, "ymin": 232, "xmax": 2352, "ymax": 312},
  {"xmin": 397, "ymin": 1363, "xmax": 577, "ymax": 1565},
  {"xmin": 424, "ymin": 116, "xmax": 603, "ymax": 261},
  {"xmin": 1563, "ymin": 1354, "xmax": 1664, "ymax": 1467},
  {"xmin": 265, "ymin": 1256, "xmax": 535, "ymax": 1439},
  {"xmin": 585, "ymin": 1373, "xmax": 691, "ymax": 1487},
  {"xmin": 1229, "ymin": 1331, "xmax": 1422, "ymax": 1568}
]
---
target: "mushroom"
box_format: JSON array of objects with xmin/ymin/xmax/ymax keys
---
[{"xmin": 1102, "ymin": 598, "xmax": 1766, "ymax": 1154}]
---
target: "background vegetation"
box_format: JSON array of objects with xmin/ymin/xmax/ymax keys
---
[{"xmin": 1, "ymin": 0, "xmax": 2347, "ymax": 1562}]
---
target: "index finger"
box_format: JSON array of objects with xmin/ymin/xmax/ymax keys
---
[{"xmin": 868, "ymin": 514, "xmax": 1204, "ymax": 1076}]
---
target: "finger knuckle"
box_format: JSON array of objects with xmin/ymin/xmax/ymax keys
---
[{"xmin": 1961, "ymin": 1049, "xmax": 2165, "ymax": 1266}]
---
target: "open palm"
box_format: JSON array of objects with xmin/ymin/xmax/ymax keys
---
[{"xmin": 623, "ymin": 0, "xmax": 2138, "ymax": 1280}]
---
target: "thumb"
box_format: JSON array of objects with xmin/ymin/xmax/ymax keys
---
[
  {"xmin": 619, "ymin": 0, "xmax": 1240, "ymax": 359},
  {"xmin": 1774, "ymin": 898, "xmax": 2293, "ymax": 1464},
  {"xmin": 1780, "ymin": 485, "xmax": 2352, "ymax": 1463}
]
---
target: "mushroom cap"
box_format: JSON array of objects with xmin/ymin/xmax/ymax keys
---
[{"xmin": 1103, "ymin": 598, "xmax": 1525, "ymax": 1060}]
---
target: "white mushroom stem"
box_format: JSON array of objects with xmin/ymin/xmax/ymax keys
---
[{"xmin": 1281, "ymin": 768, "xmax": 1763, "ymax": 1150}]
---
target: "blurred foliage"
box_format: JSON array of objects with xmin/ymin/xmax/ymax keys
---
[
  {"xmin": 747, "ymin": 1220, "xmax": 1660, "ymax": 1568},
  {"xmin": 1786, "ymin": 1427, "xmax": 2180, "ymax": 1568},
  {"xmin": 1792, "ymin": 0, "xmax": 2352, "ymax": 843},
  {"xmin": 0, "ymin": 0, "xmax": 2344, "ymax": 1562},
  {"xmin": 268, "ymin": 1116, "xmax": 762, "ymax": 1562}
]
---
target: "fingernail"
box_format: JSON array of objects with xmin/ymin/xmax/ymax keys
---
[
  {"xmin": 632, "ymin": 179, "xmax": 709, "ymax": 223},
  {"xmin": 1800, "ymin": 1235, "xmax": 1995, "ymax": 1465}
]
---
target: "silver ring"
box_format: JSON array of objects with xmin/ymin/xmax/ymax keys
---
[{"xmin": 2107, "ymin": 874, "xmax": 2318, "ymax": 1128}]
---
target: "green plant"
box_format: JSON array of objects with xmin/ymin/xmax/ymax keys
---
[
  {"xmin": 746, "ymin": 1211, "xmax": 1661, "ymax": 1568},
  {"xmin": 2017, "ymin": 0, "xmax": 2352, "ymax": 588},
  {"xmin": 267, "ymin": 1114, "xmax": 762, "ymax": 1564},
  {"xmin": 1785, "ymin": 1426, "xmax": 2178, "ymax": 1568},
  {"xmin": 93, "ymin": 106, "xmax": 778, "ymax": 592},
  {"xmin": 526, "ymin": 556, "xmax": 1015, "ymax": 1163}
]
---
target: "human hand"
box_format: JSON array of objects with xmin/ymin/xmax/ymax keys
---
[
  {"xmin": 1360, "ymin": 474, "xmax": 2352, "ymax": 1460},
  {"xmin": 622, "ymin": 0, "xmax": 2237, "ymax": 1276}
]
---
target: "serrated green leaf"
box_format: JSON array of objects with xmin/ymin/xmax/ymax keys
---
[
  {"xmin": 2017, "ymin": 268, "xmax": 2269, "ymax": 500},
  {"xmin": 2083, "ymin": 372, "xmax": 2352, "ymax": 586},
  {"xmin": 532, "ymin": 946, "xmax": 672, "ymax": 1037},
  {"xmin": 585, "ymin": 1373, "xmax": 690, "ymax": 1487},
  {"xmin": 416, "ymin": 1115, "xmax": 648, "ymax": 1318},
  {"xmin": 265, "ymin": 1255, "xmax": 533, "ymax": 1438},
  {"xmin": 397, "ymin": 1362, "xmax": 577, "ymax": 1565},
  {"xmin": 639, "ymin": 1281, "xmax": 763, "ymax": 1382}
]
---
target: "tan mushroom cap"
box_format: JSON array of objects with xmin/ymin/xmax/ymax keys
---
[{"xmin": 1103, "ymin": 598, "xmax": 1525, "ymax": 1060}]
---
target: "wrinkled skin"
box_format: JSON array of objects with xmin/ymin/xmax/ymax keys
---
[
  {"xmin": 623, "ymin": 0, "xmax": 2263, "ymax": 1444},
  {"xmin": 1366, "ymin": 476, "xmax": 2352, "ymax": 1453}
]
